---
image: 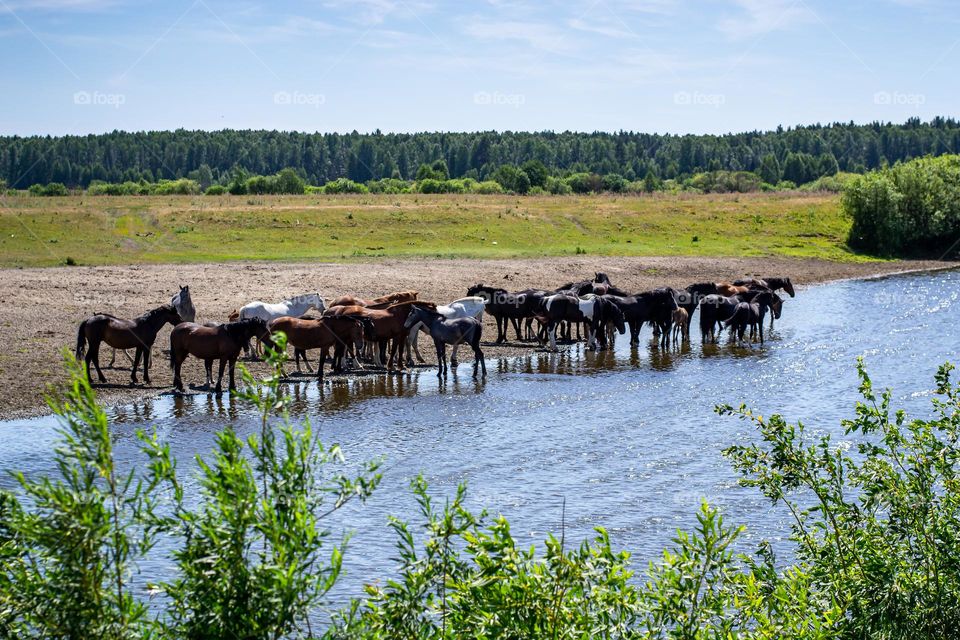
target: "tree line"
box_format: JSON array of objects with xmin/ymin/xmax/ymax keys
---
[{"xmin": 3, "ymin": 117, "xmax": 960, "ymax": 189}]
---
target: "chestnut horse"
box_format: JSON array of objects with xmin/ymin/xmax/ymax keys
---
[
  {"xmin": 76, "ymin": 304, "xmax": 182, "ymax": 385},
  {"xmin": 170, "ymin": 317, "xmax": 273, "ymax": 392},
  {"xmin": 268, "ymin": 315, "xmax": 372, "ymax": 379},
  {"xmin": 325, "ymin": 300, "xmax": 434, "ymax": 370}
]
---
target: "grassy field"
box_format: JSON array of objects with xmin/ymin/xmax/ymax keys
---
[{"xmin": 0, "ymin": 192, "xmax": 865, "ymax": 268}]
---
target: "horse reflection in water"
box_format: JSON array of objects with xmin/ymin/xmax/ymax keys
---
[{"xmin": 171, "ymin": 391, "xmax": 240, "ymax": 423}]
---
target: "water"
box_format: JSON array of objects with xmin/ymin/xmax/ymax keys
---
[{"xmin": 2, "ymin": 268, "xmax": 958, "ymax": 618}]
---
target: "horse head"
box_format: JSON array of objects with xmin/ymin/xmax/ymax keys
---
[
  {"xmin": 783, "ymin": 278, "xmax": 796, "ymax": 298},
  {"xmin": 594, "ymin": 272, "xmax": 611, "ymax": 284}
]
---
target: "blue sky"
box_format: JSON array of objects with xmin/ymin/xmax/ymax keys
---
[{"xmin": 0, "ymin": 0, "xmax": 957, "ymax": 135}]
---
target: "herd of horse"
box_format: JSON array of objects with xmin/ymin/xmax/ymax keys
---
[{"xmin": 73, "ymin": 273, "xmax": 795, "ymax": 393}]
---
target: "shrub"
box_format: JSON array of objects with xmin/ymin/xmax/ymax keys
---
[
  {"xmin": 601, "ymin": 173, "xmax": 629, "ymax": 193},
  {"xmin": 366, "ymin": 178, "xmax": 410, "ymax": 194},
  {"xmin": 844, "ymin": 155, "xmax": 960, "ymax": 256},
  {"xmin": 472, "ymin": 180, "xmax": 505, "ymax": 194},
  {"xmin": 153, "ymin": 178, "xmax": 200, "ymax": 195},
  {"xmin": 491, "ymin": 165, "xmax": 531, "ymax": 194},
  {"xmin": 29, "ymin": 182, "xmax": 69, "ymax": 196},
  {"xmin": 323, "ymin": 178, "xmax": 369, "ymax": 194},
  {"xmin": 564, "ymin": 172, "xmax": 602, "ymax": 194},
  {"xmin": 204, "ymin": 184, "xmax": 227, "ymax": 195},
  {"xmin": 545, "ymin": 176, "xmax": 572, "ymax": 195}
]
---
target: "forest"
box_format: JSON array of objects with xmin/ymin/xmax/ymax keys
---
[{"xmin": 3, "ymin": 117, "xmax": 960, "ymax": 190}]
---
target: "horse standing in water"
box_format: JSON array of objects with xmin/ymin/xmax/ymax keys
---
[
  {"xmin": 404, "ymin": 305, "xmax": 486, "ymax": 378},
  {"xmin": 170, "ymin": 317, "xmax": 274, "ymax": 393},
  {"xmin": 268, "ymin": 315, "xmax": 372, "ymax": 379},
  {"xmin": 76, "ymin": 304, "xmax": 182, "ymax": 384}
]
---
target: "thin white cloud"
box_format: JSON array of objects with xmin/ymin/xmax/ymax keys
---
[
  {"xmin": 0, "ymin": 0, "xmax": 121, "ymax": 11},
  {"xmin": 567, "ymin": 17, "xmax": 635, "ymax": 39},
  {"xmin": 321, "ymin": 0, "xmax": 434, "ymax": 25},
  {"xmin": 717, "ymin": 0, "xmax": 812, "ymax": 40},
  {"xmin": 463, "ymin": 18, "xmax": 576, "ymax": 53}
]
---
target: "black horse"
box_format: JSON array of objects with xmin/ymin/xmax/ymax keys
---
[
  {"xmin": 466, "ymin": 284, "xmax": 545, "ymax": 343},
  {"xmin": 724, "ymin": 290, "xmax": 778, "ymax": 344},
  {"xmin": 606, "ymin": 287, "xmax": 679, "ymax": 348},
  {"xmin": 699, "ymin": 289, "xmax": 781, "ymax": 343}
]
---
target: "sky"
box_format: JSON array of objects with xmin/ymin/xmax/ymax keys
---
[{"xmin": 0, "ymin": 0, "xmax": 957, "ymax": 136}]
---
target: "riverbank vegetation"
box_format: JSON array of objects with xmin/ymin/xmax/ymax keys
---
[
  {"xmin": 2, "ymin": 348, "xmax": 958, "ymax": 638},
  {"xmin": 843, "ymin": 154, "xmax": 960, "ymax": 257},
  {"xmin": 0, "ymin": 192, "xmax": 854, "ymax": 267}
]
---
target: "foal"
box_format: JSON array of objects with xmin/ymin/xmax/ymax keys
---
[{"xmin": 671, "ymin": 308, "xmax": 689, "ymax": 343}]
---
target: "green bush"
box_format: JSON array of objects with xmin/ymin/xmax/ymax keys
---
[
  {"xmin": 323, "ymin": 178, "xmax": 369, "ymax": 194},
  {"xmin": 204, "ymin": 184, "xmax": 227, "ymax": 195},
  {"xmin": 366, "ymin": 178, "xmax": 411, "ymax": 194},
  {"xmin": 473, "ymin": 180, "xmax": 505, "ymax": 194},
  {"xmin": 564, "ymin": 172, "xmax": 602, "ymax": 194},
  {"xmin": 844, "ymin": 155, "xmax": 960, "ymax": 256},
  {"xmin": 153, "ymin": 178, "xmax": 200, "ymax": 195},
  {"xmin": 28, "ymin": 182, "xmax": 69, "ymax": 196},
  {"xmin": 545, "ymin": 175, "xmax": 573, "ymax": 195}
]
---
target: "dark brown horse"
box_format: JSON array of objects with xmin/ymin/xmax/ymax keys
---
[
  {"xmin": 170, "ymin": 317, "xmax": 274, "ymax": 392},
  {"xmin": 325, "ymin": 301, "xmax": 434, "ymax": 370},
  {"xmin": 268, "ymin": 315, "xmax": 371, "ymax": 379},
  {"xmin": 76, "ymin": 304, "xmax": 182, "ymax": 385}
]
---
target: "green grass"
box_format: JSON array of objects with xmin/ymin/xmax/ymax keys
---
[{"xmin": 0, "ymin": 192, "xmax": 868, "ymax": 268}]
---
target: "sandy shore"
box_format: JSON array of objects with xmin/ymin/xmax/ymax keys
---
[{"xmin": 1, "ymin": 256, "xmax": 955, "ymax": 419}]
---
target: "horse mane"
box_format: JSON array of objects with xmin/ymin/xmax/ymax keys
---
[
  {"xmin": 385, "ymin": 300, "xmax": 436, "ymax": 311},
  {"xmin": 136, "ymin": 304, "xmax": 177, "ymax": 322},
  {"xmin": 225, "ymin": 317, "xmax": 264, "ymax": 342}
]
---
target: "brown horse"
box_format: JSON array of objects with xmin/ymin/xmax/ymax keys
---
[
  {"xmin": 328, "ymin": 290, "xmax": 418, "ymax": 309},
  {"xmin": 267, "ymin": 315, "xmax": 371, "ymax": 379},
  {"xmin": 326, "ymin": 300, "xmax": 435, "ymax": 370},
  {"xmin": 76, "ymin": 304, "xmax": 182, "ymax": 385},
  {"xmin": 716, "ymin": 282, "xmax": 750, "ymax": 297},
  {"xmin": 170, "ymin": 317, "xmax": 274, "ymax": 393}
]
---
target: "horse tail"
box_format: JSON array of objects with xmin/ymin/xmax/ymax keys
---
[
  {"xmin": 724, "ymin": 305, "xmax": 746, "ymax": 329},
  {"xmin": 75, "ymin": 320, "xmax": 87, "ymax": 358},
  {"xmin": 169, "ymin": 332, "xmax": 177, "ymax": 371}
]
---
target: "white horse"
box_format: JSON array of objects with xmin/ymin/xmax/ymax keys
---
[
  {"xmin": 406, "ymin": 296, "xmax": 485, "ymax": 366},
  {"xmin": 238, "ymin": 293, "xmax": 326, "ymax": 355}
]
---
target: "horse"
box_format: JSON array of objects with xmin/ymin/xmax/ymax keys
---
[
  {"xmin": 404, "ymin": 306, "xmax": 486, "ymax": 378},
  {"xmin": 606, "ymin": 287, "xmax": 679, "ymax": 347},
  {"xmin": 76, "ymin": 304, "xmax": 182, "ymax": 385},
  {"xmin": 671, "ymin": 308, "xmax": 689, "ymax": 343},
  {"xmin": 406, "ymin": 296, "xmax": 485, "ymax": 366},
  {"xmin": 236, "ymin": 293, "xmax": 326, "ymax": 355},
  {"xmin": 170, "ymin": 317, "xmax": 274, "ymax": 393},
  {"xmin": 699, "ymin": 290, "xmax": 781, "ymax": 343},
  {"xmin": 325, "ymin": 300, "xmax": 431, "ymax": 370},
  {"xmin": 592, "ymin": 296, "xmax": 627, "ymax": 351},
  {"xmin": 328, "ymin": 290, "xmax": 418, "ymax": 309},
  {"xmin": 466, "ymin": 284, "xmax": 545, "ymax": 343},
  {"xmin": 267, "ymin": 315, "xmax": 371, "ymax": 379},
  {"xmin": 539, "ymin": 294, "xmax": 607, "ymax": 351},
  {"xmin": 724, "ymin": 291, "xmax": 777, "ymax": 345},
  {"xmin": 716, "ymin": 282, "xmax": 750, "ymax": 297},
  {"xmin": 733, "ymin": 277, "xmax": 795, "ymax": 298},
  {"xmin": 108, "ymin": 285, "xmax": 196, "ymax": 367},
  {"xmin": 677, "ymin": 283, "xmax": 719, "ymax": 337}
]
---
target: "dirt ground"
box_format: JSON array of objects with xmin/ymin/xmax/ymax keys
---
[{"xmin": 1, "ymin": 256, "xmax": 955, "ymax": 419}]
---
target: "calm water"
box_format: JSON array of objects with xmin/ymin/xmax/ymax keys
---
[{"xmin": 2, "ymin": 269, "xmax": 958, "ymax": 618}]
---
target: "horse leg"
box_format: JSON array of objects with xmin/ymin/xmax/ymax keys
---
[
  {"xmin": 473, "ymin": 330, "xmax": 486, "ymax": 377},
  {"xmin": 174, "ymin": 354, "xmax": 185, "ymax": 392},
  {"xmin": 317, "ymin": 347, "xmax": 327, "ymax": 380},
  {"xmin": 204, "ymin": 359, "xmax": 213, "ymax": 387},
  {"xmin": 228, "ymin": 358, "xmax": 237, "ymax": 391},
  {"xmin": 130, "ymin": 347, "xmax": 143, "ymax": 385},
  {"xmin": 450, "ymin": 340, "xmax": 460, "ymax": 367},
  {"xmin": 548, "ymin": 322, "xmax": 558, "ymax": 351},
  {"xmin": 89, "ymin": 340, "xmax": 107, "ymax": 383},
  {"xmin": 143, "ymin": 348, "xmax": 152, "ymax": 384},
  {"xmin": 511, "ymin": 317, "xmax": 522, "ymax": 341},
  {"xmin": 215, "ymin": 359, "xmax": 227, "ymax": 393},
  {"xmin": 435, "ymin": 341, "xmax": 445, "ymax": 377}
]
